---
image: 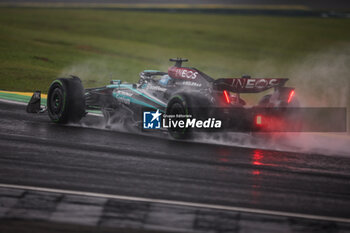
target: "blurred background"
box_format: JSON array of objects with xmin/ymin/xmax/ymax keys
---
[
  {"xmin": 0, "ymin": 2, "xmax": 350, "ymax": 232},
  {"xmin": 0, "ymin": 0, "xmax": 349, "ymax": 109}
]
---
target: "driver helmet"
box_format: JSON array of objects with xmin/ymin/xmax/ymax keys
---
[{"xmin": 159, "ymin": 75, "xmax": 171, "ymax": 86}]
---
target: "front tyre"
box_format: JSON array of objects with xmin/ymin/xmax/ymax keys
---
[{"xmin": 47, "ymin": 77, "xmax": 85, "ymax": 123}]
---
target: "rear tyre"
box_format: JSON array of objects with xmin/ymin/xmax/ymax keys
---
[
  {"xmin": 47, "ymin": 76, "xmax": 85, "ymax": 123},
  {"xmin": 166, "ymin": 94, "xmax": 193, "ymax": 140}
]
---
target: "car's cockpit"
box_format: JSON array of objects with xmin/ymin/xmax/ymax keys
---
[{"xmin": 138, "ymin": 70, "xmax": 174, "ymax": 88}]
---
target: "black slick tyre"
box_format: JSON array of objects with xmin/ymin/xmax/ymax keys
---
[
  {"xmin": 47, "ymin": 76, "xmax": 85, "ymax": 123},
  {"xmin": 166, "ymin": 94, "xmax": 192, "ymax": 140}
]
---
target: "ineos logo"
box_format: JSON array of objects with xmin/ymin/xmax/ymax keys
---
[
  {"xmin": 175, "ymin": 69, "xmax": 198, "ymax": 80},
  {"xmin": 245, "ymin": 79, "xmax": 279, "ymax": 88}
]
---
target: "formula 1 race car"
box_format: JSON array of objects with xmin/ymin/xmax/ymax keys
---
[{"xmin": 27, "ymin": 58, "xmax": 299, "ymax": 139}]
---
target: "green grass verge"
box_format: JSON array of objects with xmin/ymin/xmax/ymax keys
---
[
  {"xmin": 0, "ymin": 8, "xmax": 349, "ymax": 109},
  {"xmin": 0, "ymin": 91, "xmax": 102, "ymax": 114},
  {"xmin": 0, "ymin": 92, "xmax": 43, "ymax": 104}
]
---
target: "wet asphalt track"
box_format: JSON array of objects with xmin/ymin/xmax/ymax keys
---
[{"xmin": 0, "ymin": 101, "xmax": 350, "ymax": 224}]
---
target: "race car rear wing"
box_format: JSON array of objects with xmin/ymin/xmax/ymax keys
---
[{"xmin": 213, "ymin": 77, "xmax": 289, "ymax": 93}]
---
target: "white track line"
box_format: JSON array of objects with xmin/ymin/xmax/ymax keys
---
[
  {"xmin": 0, "ymin": 99, "xmax": 103, "ymax": 116},
  {"xmin": 0, "ymin": 99, "xmax": 27, "ymax": 105},
  {"xmin": 0, "ymin": 183, "xmax": 349, "ymax": 223}
]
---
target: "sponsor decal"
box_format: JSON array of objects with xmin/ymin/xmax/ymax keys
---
[
  {"xmin": 168, "ymin": 67, "xmax": 199, "ymax": 80},
  {"xmin": 180, "ymin": 81, "xmax": 202, "ymax": 87},
  {"xmin": 147, "ymin": 85, "xmax": 167, "ymax": 92},
  {"xmin": 177, "ymin": 69, "xmax": 198, "ymax": 80},
  {"xmin": 231, "ymin": 78, "xmax": 281, "ymax": 89},
  {"xmin": 114, "ymin": 90, "xmax": 133, "ymax": 105},
  {"xmin": 118, "ymin": 97, "xmax": 131, "ymax": 105},
  {"xmin": 115, "ymin": 90, "xmax": 133, "ymax": 97}
]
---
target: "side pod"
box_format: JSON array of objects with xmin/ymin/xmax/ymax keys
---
[{"xmin": 26, "ymin": 91, "xmax": 45, "ymax": 113}]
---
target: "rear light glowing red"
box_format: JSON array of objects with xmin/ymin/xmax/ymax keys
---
[
  {"xmin": 287, "ymin": 90, "xmax": 295, "ymax": 103},
  {"xmin": 256, "ymin": 115, "xmax": 262, "ymax": 125},
  {"xmin": 223, "ymin": 90, "xmax": 230, "ymax": 104}
]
